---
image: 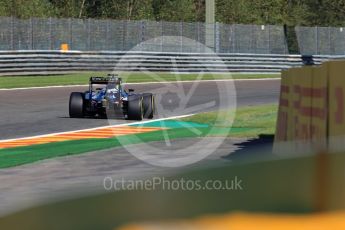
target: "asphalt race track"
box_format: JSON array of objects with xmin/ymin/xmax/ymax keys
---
[
  {"xmin": 0, "ymin": 79, "xmax": 280, "ymax": 140},
  {"xmin": 0, "ymin": 78, "xmax": 280, "ymax": 217}
]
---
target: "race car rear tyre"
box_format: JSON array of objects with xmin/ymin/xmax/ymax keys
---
[
  {"xmin": 128, "ymin": 95, "xmax": 143, "ymax": 120},
  {"xmin": 69, "ymin": 92, "xmax": 85, "ymax": 118},
  {"xmin": 142, "ymin": 93, "xmax": 154, "ymax": 119}
]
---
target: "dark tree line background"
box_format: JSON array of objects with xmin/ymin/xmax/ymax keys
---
[{"xmin": 1, "ymin": 0, "xmax": 345, "ymax": 27}]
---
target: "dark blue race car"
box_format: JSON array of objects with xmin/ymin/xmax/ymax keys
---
[{"xmin": 69, "ymin": 75, "xmax": 155, "ymax": 120}]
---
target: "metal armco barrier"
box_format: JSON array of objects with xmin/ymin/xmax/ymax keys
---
[
  {"xmin": 274, "ymin": 60, "xmax": 345, "ymax": 154},
  {"xmin": 0, "ymin": 50, "xmax": 343, "ymax": 76}
]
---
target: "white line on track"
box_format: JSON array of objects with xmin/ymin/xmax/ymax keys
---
[
  {"xmin": 0, "ymin": 78, "xmax": 280, "ymax": 91},
  {"xmin": 0, "ymin": 84, "xmax": 89, "ymax": 91},
  {"xmin": 0, "ymin": 114, "xmax": 195, "ymax": 143}
]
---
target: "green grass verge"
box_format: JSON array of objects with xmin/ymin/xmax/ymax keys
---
[
  {"xmin": 182, "ymin": 104, "xmax": 278, "ymax": 138},
  {"xmin": 0, "ymin": 72, "xmax": 280, "ymax": 89},
  {"xmin": 0, "ymin": 128, "xmax": 210, "ymax": 169},
  {"xmin": 0, "ymin": 104, "xmax": 278, "ymax": 168}
]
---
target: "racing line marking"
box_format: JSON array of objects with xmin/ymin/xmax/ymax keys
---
[{"xmin": 0, "ymin": 127, "xmax": 162, "ymax": 149}]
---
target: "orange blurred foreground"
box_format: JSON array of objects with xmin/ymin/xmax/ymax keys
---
[{"xmin": 118, "ymin": 211, "xmax": 345, "ymax": 230}]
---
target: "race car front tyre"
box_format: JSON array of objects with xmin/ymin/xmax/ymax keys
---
[
  {"xmin": 69, "ymin": 92, "xmax": 85, "ymax": 118},
  {"xmin": 128, "ymin": 95, "xmax": 143, "ymax": 120},
  {"xmin": 142, "ymin": 93, "xmax": 154, "ymax": 119}
]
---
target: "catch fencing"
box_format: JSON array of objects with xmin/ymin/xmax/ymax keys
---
[
  {"xmin": 296, "ymin": 26, "xmax": 345, "ymax": 55},
  {"xmin": 0, "ymin": 17, "xmax": 288, "ymax": 54}
]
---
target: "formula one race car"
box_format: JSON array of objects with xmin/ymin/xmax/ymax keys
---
[{"xmin": 69, "ymin": 75, "xmax": 155, "ymax": 120}]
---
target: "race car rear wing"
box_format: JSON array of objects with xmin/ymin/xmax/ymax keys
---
[{"xmin": 89, "ymin": 76, "xmax": 122, "ymax": 85}]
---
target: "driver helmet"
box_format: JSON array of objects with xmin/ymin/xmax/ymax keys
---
[{"xmin": 106, "ymin": 83, "xmax": 119, "ymax": 95}]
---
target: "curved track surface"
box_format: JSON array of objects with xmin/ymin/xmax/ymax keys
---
[{"xmin": 0, "ymin": 79, "xmax": 280, "ymax": 140}]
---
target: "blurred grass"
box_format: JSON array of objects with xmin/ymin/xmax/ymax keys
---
[
  {"xmin": 182, "ymin": 104, "xmax": 278, "ymax": 138},
  {"xmin": 0, "ymin": 72, "xmax": 280, "ymax": 89}
]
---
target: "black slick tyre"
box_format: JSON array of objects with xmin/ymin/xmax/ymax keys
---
[
  {"xmin": 69, "ymin": 92, "xmax": 85, "ymax": 118},
  {"xmin": 127, "ymin": 95, "xmax": 143, "ymax": 120},
  {"xmin": 142, "ymin": 93, "xmax": 154, "ymax": 119}
]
